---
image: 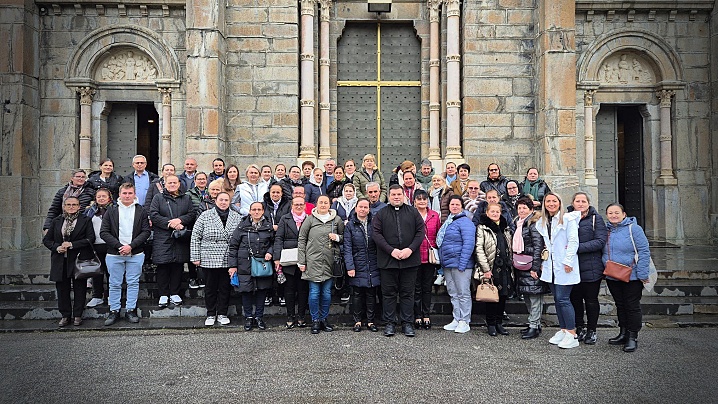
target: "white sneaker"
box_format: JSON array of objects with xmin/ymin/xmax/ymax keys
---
[
  {"xmin": 204, "ymin": 316, "xmax": 216, "ymax": 326},
  {"xmin": 158, "ymin": 296, "xmax": 169, "ymax": 308},
  {"xmin": 170, "ymin": 295, "xmax": 183, "ymax": 305},
  {"xmin": 217, "ymin": 315, "xmax": 230, "ymax": 325},
  {"xmin": 86, "ymin": 298, "xmax": 104, "ymax": 308},
  {"xmin": 443, "ymin": 319, "xmax": 459, "ymax": 331},
  {"xmin": 434, "ymin": 274, "xmax": 445, "ymax": 286},
  {"xmin": 454, "ymin": 321, "xmax": 470, "ymax": 334},
  {"xmin": 558, "ymin": 333, "xmax": 580, "ymax": 349},
  {"xmin": 549, "ymin": 330, "xmax": 566, "ymax": 345}
]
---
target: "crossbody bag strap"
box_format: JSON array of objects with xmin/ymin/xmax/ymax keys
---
[{"xmin": 628, "ymin": 224, "xmax": 638, "ymax": 264}]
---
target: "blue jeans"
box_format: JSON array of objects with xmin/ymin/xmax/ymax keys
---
[
  {"xmin": 308, "ymin": 279, "xmax": 333, "ymax": 321},
  {"xmin": 550, "ymin": 283, "xmax": 575, "ymax": 330},
  {"xmin": 105, "ymin": 253, "xmax": 145, "ymax": 311}
]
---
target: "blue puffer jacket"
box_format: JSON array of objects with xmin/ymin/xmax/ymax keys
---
[
  {"xmin": 438, "ymin": 212, "xmax": 476, "ymax": 271},
  {"xmin": 602, "ymin": 217, "xmax": 651, "ymax": 281},
  {"xmin": 343, "ymin": 211, "xmax": 380, "ymax": 288},
  {"xmin": 568, "ymin": 205, "xmax": 608, "ymax": 283}
]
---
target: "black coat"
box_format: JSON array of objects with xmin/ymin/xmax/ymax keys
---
[
  {"xmin": 473, "ymin": 200, "xmax": 515, "ymax": 232},
  {"xmin": 343, "ymin": 211, "xmax": 380, "ymax": 288},
  {"xmin": 227, "ymin": 217, "xmax": 275, "ymax": 292},
  {"xmin": 273, "ymin": 213, "xmax": 301, "ymax": 276},
  {"xmin": 262, "ymin": 192, "xmax": 292, "ymax": 227},
  {"xmin": 42, "ymin": 215, "xmax": 95, "ymax": 282},
  {"xmin": 569, "ymin": 205, "xmax": 608, "ymax": 283},
  {"xmin": 371, "ymin": 203, "xmax": 425, "ymax": 269},
  {"xmin": 43, "ymin": 184, "xmax": 96, "ymax": 230},
  {"xmin": 480, "ymin": 176, "xmax": 509, "ymax": 198},
  {"xmin": 326, "ymin": 177, "xmax": 348, "ymax": 200},
  {"xmin": 268, "ymin": 177, "xmax": 297, "ymax": 200},
  {"xmin": 513, "ymin": 214, "xmax": 549, "ymax": 295},
  {"xmin": 99, "ymin": 203, "xmax": 151, "ymax": 256},
  {"xmin": 149, "ymin": 190, "xmax": 197, "ymax": 264},
  {"xmin": 87, "ymin": 171, "xmax": 125, "ymax": 201}
]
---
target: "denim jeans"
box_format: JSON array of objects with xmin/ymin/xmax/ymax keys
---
[
  {"xmin": 105, "ymin": 253, "xmax": 145, "ymax": 311},
  {"xmin": 308, "ymin": 278, "xmax": 333, "ymax": 321},
  {"xmin": 549, "ymin": 283, "xmax": 575, "ymax": 330}
]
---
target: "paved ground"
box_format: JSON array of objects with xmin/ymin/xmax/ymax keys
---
[{"xmin": 1, "ymin": 327, "xmax": 716, "ymax": 403}]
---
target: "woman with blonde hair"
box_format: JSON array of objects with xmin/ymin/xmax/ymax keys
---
[
  {"xmin": 354, "ymin": 154, "xmax": 387, "ymax": 202},
  {"xmin": 233, "ymin": 164, "xmax": 268, "ymax": 217}
]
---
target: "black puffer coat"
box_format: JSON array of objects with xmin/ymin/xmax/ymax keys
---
[
  {"xmin": 568, "ymin": 205, "xmax": 608, "ymax": 283},
  {"xmin": 43, "ymin": 184, "xmax": 96, "ymax": 230},
  {"xmin": 149, "ymin": 190, "xmax": 197, "ymax": 264},
  {"xmin": 273, "ymin": 213, "xmax": 302, "ymax": 276},
  {"xmin": 87, "ymin": 171, "xmax": 125, "ymax": 201},
  {"xmin": 513, "ymin": 213, "xmax": 549, "ymax": 295},
  {"xmin": 262, "ymin": 191, "xmax": 291, "ymax": 228},
  {"xmin": 343, "ymin": 211, "xmax": 380, "ymax": 288},
  {"xmin": 227, "ymin": 216, "xmax": 275, "ymax": 293}
]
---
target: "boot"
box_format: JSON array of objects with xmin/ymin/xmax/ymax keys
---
[
  {"xmin": 608, "ymin": 327, "xmax": 627, "ymax": 345},
  {"xmin": 584, "ymin": 329, "xmax": 597, "ymax": 345},
  {"xmin": 576, "ymin": 326, "xmax": 586, "ymax": 342},
  {"xmin": 623, "ymin": 331, "xmax": 638, "ymax": 352}
]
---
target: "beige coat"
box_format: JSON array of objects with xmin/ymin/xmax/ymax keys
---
[{"xmin": 474, "ymin": 222, "xmax": 513, "ymax": 279}]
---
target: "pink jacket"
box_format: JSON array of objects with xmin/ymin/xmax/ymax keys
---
[{"xmin": 419, "ymin": 209, "xmax": 441, "ymax": 263}]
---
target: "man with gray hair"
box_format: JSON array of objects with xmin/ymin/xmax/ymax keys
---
[
  {"xmin": 365, "ymin": 182, "xmax": 386, "ymax": 216},
  {"xmin": 416, "ymin": 158, "xmax": 435, "ymax": 190},
  {"xmin": 322, "ymin": 157, "xmax": 336, "ymax": 192}
]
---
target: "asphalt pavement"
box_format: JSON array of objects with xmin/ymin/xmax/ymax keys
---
[{"xmin": 1, "ymin": 326, "xmax": 716, "ymax": 403}]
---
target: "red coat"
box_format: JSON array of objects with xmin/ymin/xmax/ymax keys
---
[{"xmin": 419, "ymin": 209, "xmax": 441, "ymax": 263}]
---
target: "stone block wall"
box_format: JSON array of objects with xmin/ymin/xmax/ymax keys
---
[{"xmin": 224, "ymin": 0, "xmax": 300, "ymax": 172}]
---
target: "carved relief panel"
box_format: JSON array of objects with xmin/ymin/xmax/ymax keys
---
[
  {"xmin": 95, "ymin": 48, "xmax": 158, "ymax": 82},
  {"xmin": 599, "ymin": 52, "xmax": 656, "ymax": 85}
]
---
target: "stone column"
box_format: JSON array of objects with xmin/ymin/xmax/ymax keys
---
[
  {"xmin": 159, "ymin": 88, "xmax": 172, "ymax": 166},
  {"xmin": 77, "ymin": 87, "xmax": 95, "ymax": 172},
  {"xmin": 299, "ymin": 0, "xmax": 317, "ymax": 161},
  {"xmin": 318, "ymin": 0, "xmax": 331, "ymax": 160},
  {"xmin": 656, "ymin": 90, "xmax": 677, "ymax": 184},
  {"xmin": 444, "ymin": 0, "xmax": 462, "ymax": 161},
  {"xmin": 428, "ymin": 0, "xmax": 442, "ymax": 162},
  {"xmin": 583, "ymin": 90, "xmax": 597, "ymax": 186}
]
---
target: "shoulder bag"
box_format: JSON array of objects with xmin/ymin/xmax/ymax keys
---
[
  {"xmin": 475, "ymin": 277, "xmax": 499, "ymax": 303},
  {"xmin": 74, "ymin": 243, "xmax": 103, "ymax": 279},
  {"xmin": 603, "ymin": 225, "xmax": 634, "ymax": 283},
  {"xmin": 426, "ymin": 234, "xmax": 440, "ymax": 265},
  {"xmin": 166, "ymin": 200, "xmax": 191, "ymax": 240},
  {"xmin": 248, "ymin": 230, "xmax": 273, "ymax": 277},
  {"xmin": 331, "ymin": 220, "xmax": 345, "ymax": 279},
  {"xmin": 512, "ymin": 253, "xmax": 533, "ymax": 271}
]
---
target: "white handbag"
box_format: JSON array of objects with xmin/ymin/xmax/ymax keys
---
[{"xmin": 279, "ymin": 248, "xmax": 299, "ymax": 266}]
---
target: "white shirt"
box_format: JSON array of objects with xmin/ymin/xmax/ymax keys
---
[{"xmin": 118, "ymin": 201, "xmax": 136, "ymax": 246}]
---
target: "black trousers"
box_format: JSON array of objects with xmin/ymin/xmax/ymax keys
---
[
  {"xmin": 284, "ymin": 269, "xmax": 308, "ymax": 320},
  {"xmin": 414, "ymin": 263, "xmax": 435, "ymax": 319},
  {"xmin": 242, "ymin": 289, "xmax": 268, "ymax": 318},
  {"xmin": 607, "ymin": 279, "xmax": 644, "ymax": 332},
  {"xmin": 485, "ymin": 295, "xmax": 508, "ymax": 326},
  {"xmin": 91, "ymin": 244, "xmax": 109, "ymax": 299},
  {"xmin": 156, "ymin": 262, "xmax": 183, "ymax": 296},
  {"xmin": 380, "ymin": 266, "xmax": 418, "ymax": 326},
  {"xmin": 570, "ymin": 279, "xmax": 602, "ymax": 330},
  {"xmin": 56, "ymin": 263, "xmax": 88, "ymax": 318},
  {"xmin": 352, "ymin": 286, "xmax": 378, "ymax": 324},
  {"xmin": 204, "ymin": 267, "xmax": 230, "ymax": 316},
  {"xmin": 188, "ymin": 262, "xmax": 204, "ymax": 281}
]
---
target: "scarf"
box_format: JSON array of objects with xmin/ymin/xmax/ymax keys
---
[
  {"xmin": 458, "ymin": 178, "xmax": 469, "ymax": 195},
  {"xmin": 61, "ymin": 211, "xmax": 80, "ymax": 239},
  {"xmin": 63, "ymin": 183, "xmax": 84, "ymax": 202},
  {"xmin": 522, "ymin": 179, "xmax": 541, "ymax": 200},
  {"xmin": 430, "ymin": 187, "xmax": 443, "ymax": 212},
  {"xmin": 251, "ymin": 217, "xmax": 264, "ymax": 230},
  {"xmin": 216, "ymin": 206, "xmax": 229, "ymax": 226},
  {"xmin": 436, "ymin": 213, "xmax": 455, "ymax": 248},
  {"xmin": 512, "ymin": 216, "xmax": 527, "ymax": 253},
  {"xmin": 338, "ymin": 195, "xmax": 358, "ymax": 215},
  {"xmin": 93, "ymin": 202, "xmax": 112, "ymax": 217},
  {"xmin": 506, "ymin": 193, "xmax": 520, "ymax": 207},
  {"xmin": 315, "ymin": 211, "xmax": 331, "ymax": 223},
  {"xmin": 359, "ymin": 217, "xmax": 369, "ymax": 245},
  {"xmin": 291, "ymin": 210, "xmax": 306, "ymax": 230}
]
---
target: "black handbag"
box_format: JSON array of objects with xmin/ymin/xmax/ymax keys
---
[
  {"xmin": 331, "ymin": 220, "xmax": 345, "ymax": 279},
  {"xmin": 166, "ymin": 201, "xmax": 191, "ymax": 240},
  {"xmin": 74, "ymin": 244, "xmax": 102, "ymax": 280}
]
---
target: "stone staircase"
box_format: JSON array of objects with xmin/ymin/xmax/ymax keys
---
[{"xmin": 1, "ymin": 246, "xmax": 717, "ymax": 325}]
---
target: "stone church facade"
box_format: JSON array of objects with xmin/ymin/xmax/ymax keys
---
[{"xmin": 1, "ymin": 0, "xmax": 717, "ymax": 249}]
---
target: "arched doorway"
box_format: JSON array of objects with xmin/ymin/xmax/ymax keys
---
[{"xmin": 107, "ymin": 103, "xmax": 160, "ymax": 174}]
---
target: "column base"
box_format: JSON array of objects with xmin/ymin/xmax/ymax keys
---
[
  {"xmin": 444, "ymin": 146, "xmax": 463, "ymax": 163},
  {"xmin": 655, "ymin": 176, "xmax": 678, "ymax": 186},
  {"xmin": 584, "ymin": 178, "xmax": 598, "ymax": 186},
  {"xmin": 318, "ymin": 147, "xmax": 331, "ymax": 161}
]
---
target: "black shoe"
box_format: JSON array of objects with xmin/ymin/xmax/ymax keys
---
[
  {"xmin": 104, "ymin": 310, "xmax": 120, "ymax": 326},
  {"xmin": 198, "ymin": 279, "xmax": 206, "ymax": 288},
  {"xmin": 503, "ymin": 312, "xmax": 510, "ymax": 321},
  {"xmin": 279, "ymin": 297, "xmax": 286, "ymax": 307},
  {"xmin": 623, "ymin": 331, "xmax": 638, "ymax": 352},
  {"xmin": 367, "ymin": 323, "xmax": 379, "ymax": 332},
  {"xmin": 609, "ymin": 327, "xmax": 628, "ymax": 345},
  {"xmin": 584, "ymin": 329, "xmax": 597, "ymax": 345},
  {"xmin": 256, "ymin": 318, "xmax": 266, "ymax": 330},
  {"xmin": 496, "ymin": 324, "xmax": 509, "ymax": 335},
  {"xmin": 576, "ymin": 326, "xmax": 586, "ymax": 342},
  {"xmin": 423, "ymin": 319, "xmax": 432, "ymax": 330},
  {"xmin": 297, "ymin": 320, "xmax": 307, "ymax": 328},
  {"xmin": 402, "ymin": 323, "xmax": 416, "ymax": 337},
  {"xmin": 311, "ymin": 320, "xmax": 321, "ymax": 334},
  {"xmin": 521, "ymin": 327, "xmax": 540, "ymax": 339},
  {"xmin": 384, "ymin": 323, "xmax": 396, "ymax": 337},
  {"xmin": 244, "ymin": 317, "xmax": 254, "ymax": 331},
  {"xmin": 487, "ymin": 325, "xmax": 497, "ymax": 337},
  {"xmin": 188, "ymin": 279, "xmax": 199, "ymax": 289},
  {"xmin": 125, "ymin": 309, "xmax": 140, "ymax": 324},
  {"xmin": 264, "ymin": 296, "xmax": 272, "ymax": 306},
  {"xmin": 321, "ymin": 319, "xmax": 333, "ymax": 332},
  {"xmin": 352, "ymin": 323, "xmax": 362, "ymax": 332},
  {"xmin": 520, "ymin": 327, "xmax": 530, "ymax": 335}
]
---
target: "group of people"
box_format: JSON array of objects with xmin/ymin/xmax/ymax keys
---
[{"xmin": 42, "ymin": 154, "xmax": 652, "ymax": 352}]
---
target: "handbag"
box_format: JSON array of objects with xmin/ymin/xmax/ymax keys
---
[
  {"xmin": 166, "ymin": 201, "xmax": 191, "ymax": 240},
  {"xmin": 475, "ymin": 278, "xmax": 499, "ymax": 303},
  {"xmin": 279, "ymin": 248, "xmax": 298, "ymax": 266},
  {"xmin": 426, "ymin": 234, "xmax": 440, "ymax": 265},
  {"xmin": 603, "ymin": 224, "xmax": 636, "ymax": 283},
  {"xmin": 250, "ymin": 257, "xmax": 273, "ymax": 277},
  {"xmin": 512, "ymin": 253, "xmax": 533, "ymax": 271},
  {"xmin": 331, "ymin": 221, "xmax": 345, "ymax": 279},
  {"xmin": 74, "ymin": 244, "xmax": 103, "ymax": 280}
]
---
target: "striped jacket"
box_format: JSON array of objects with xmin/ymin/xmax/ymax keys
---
[{"xmin": 190, "ymin": 207, "xmax": 243, "ymax": 269}]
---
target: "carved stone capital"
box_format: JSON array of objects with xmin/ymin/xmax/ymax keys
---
[
  {"xmin": 446, "ymin": 54, "xmax": 461, "ymax": 63},
  {"xmin": 79, "ymin": 133, "xmax": 92, "ymax": 140},
  {"xmin": 659, "ymin": 135, "xmax": 672, "ymax": 142},
  {"xmin": 428, "ymin": 0, "xmax": 442, "ymax": 22},
  {"xmin": 584, "ymin": 90, "xmax": 596, "ymax": 106},
  {"xmin": 301, "ymin": 0, "xmax": 315, "ymax": 16},
  {"xmin": 158, "ymin": 87, "xmax": 172, "ymax": 105},
  {"xmin": 657, "ymin": 90, "xmax": 675, "ymax": 107},
  {"xmin": 445, "ymin": 0, "xmax": 460, "ymax": 17},
  {"xmin": 318, "ymin": 0, "xmax": 332, "ymax": 21},
  {"xmin": 77, "ymin": 87, "xmax": 95, "ymax": 105},
  {"xmin": 301, "ymin": 99, "xmax": 315, "ymax": 107},
  {"xmin": 301, "ymin": 53, "xmax": 315, "ymax": 62},
  {"xmin": 447, "ymin": 100, "xmax": 461, "ymax": 108},
  {"xmin": 319, "ymin": 102, "xmax": 330, "ymax": 110},
  {"xmin": 162, "ymin": 134, "xmax": 172, "ymax": 141}
]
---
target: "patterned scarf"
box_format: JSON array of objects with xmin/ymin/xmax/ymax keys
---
[
  {"xmin": 61, "ymin": 211, "xmax": 80, "ymax": 239},
  {"xmin": 62, "ymin": 183, "xmax": 84, "ymax": 202},
  {"xmin": 93, "ymin": 201, "xmax": 112, "ymax": 217},
  {"xmin": 436, "ymin": 213, "xmax": 455, "ymax": 248}
]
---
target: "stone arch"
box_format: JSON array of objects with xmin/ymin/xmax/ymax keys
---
[
  {"xmin": 578, "ymin": 29, "xmax": 683, "ymax": 86},
  {"xmin": 65, "ymin": 25, "xmax": 180, "ymax": 84}
]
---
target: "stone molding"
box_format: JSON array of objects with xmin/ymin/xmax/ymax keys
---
[
  {"xmin": 575, "ymin": 0, "xmax": 713, "ymax": 11},
  {"xmin": 657, "ymin": 89, "xmax": 675, "ymax": 108},
  {"xmin": 158, "ymin": 87, "xmax": 172, "ymax": 106}
]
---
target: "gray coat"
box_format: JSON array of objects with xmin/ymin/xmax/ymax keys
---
[
  {"xmin": 190, "ymin": 207, "xmax": 243, "ymax": 269},
  {"xmin": 298, "ymin": 209, "xmax": 344, "ymax": 283}
]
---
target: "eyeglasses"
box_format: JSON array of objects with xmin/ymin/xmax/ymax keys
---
[
  {"xmin": 64, "ymin": 203, "xmax": 80, "ymax": 207},
  {"xmin": 415, "ymin": 197, "xmax": 427, "ymax": 201},
  {"xmin": 468, "ymin": 187, "xmax": 479, "ymax": 190},
  {"xmin": 507, "ymin": 187, "xmax": 518, "ymax": 190}
]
